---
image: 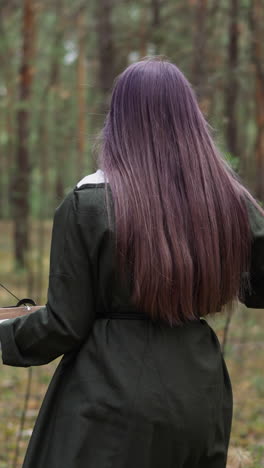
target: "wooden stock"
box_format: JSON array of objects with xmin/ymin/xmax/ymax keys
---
[{"xmin": 0, "ymin": 305, "xmax": 45, "ymax": 320}]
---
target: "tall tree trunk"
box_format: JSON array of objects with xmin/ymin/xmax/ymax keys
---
[
  {"xmin": 191, "ymin": 0, "xmax": 208, "ymax": 113},
  {"xmin": 13, "ymin": 0, "xmax": 35, "ymax": 268},
  {"xmin": 250, "ymin": 0, "xmax": 264, "ymax": 200},
  {"xmin": 52, "ymin": 0, "xmax": 65, "ymax": 203},
  {"xmin": 192, "ymin": 0, "xmax": 208, "ymax": 91},
  {"xmin": 150, "ymin": 0, "xmax": 162, "ymax": 54},
  {"xmin": 76, "ymin": 7, "xmax": 87, "ymax": 180},
  {"xmin": 225, "ymin": 0, "xmax": 239, "ymax": 158},
  {"xmin": 255, "ymin": 73, "xmax": 264, "ymax": 200},
  {"xmin": 0, "ymin": 10, "xmax": 15, "ymax": 219},
  {"xmin": 96, "ymin": 0, "xmax": 116, "ymax": 116},
  {"xmin": 139, "ymin": 2, "xmax": 148, "ymax": 58},
  {"xmin": 5, "ymin": 83, "xmax": 14, "ymax": 218},
  {"xmin": 35, "ymin": 112, "xmax": 49, "ymax": 304}
]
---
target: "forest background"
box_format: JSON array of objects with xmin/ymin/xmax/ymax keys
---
[{"xmin": 0, "ymin": 0, "xmax": 263, "ymax": 467}]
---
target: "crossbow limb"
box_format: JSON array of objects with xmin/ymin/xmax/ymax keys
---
[{"xmin": 0, "ymin": 298, "xmax": 44, "ymax": 320}]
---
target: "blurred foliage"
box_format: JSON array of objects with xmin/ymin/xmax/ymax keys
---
[{"xmin": 225, "ymin": 152, "xmax": 240, "ymax": 172}]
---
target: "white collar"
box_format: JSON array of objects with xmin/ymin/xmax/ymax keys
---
[{"xmin": 76, "ymin": 169, "xmax": 108, "ymax": 187}]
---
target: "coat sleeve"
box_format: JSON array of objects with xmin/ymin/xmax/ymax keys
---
[
  {"xmin": 239, "ymin": 195, "xmax": 264, "ymax": 309},
  {"xmin": 0, "ymin": 189, "xmax": 96, "ymax": 367}
]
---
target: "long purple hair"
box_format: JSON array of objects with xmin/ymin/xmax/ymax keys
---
[{"xmin": 97, "ymin": 56, "xmax": 262, "ymax": 326}]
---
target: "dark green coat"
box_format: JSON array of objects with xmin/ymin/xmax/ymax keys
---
[{"xmin": 0, "ymin": 182, "xmax": 264, "ymax": 468}]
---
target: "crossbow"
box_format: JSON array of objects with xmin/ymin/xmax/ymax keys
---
[{"xmin": 0, "ymin": 282, "xmax": 43, "ymax": 320}]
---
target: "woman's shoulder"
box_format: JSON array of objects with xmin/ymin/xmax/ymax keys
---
[{"xmin": 71, "ymin": 169, "xmax": 112, "ymax": 221}]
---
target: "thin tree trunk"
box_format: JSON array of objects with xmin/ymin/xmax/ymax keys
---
[
  {"xmin": 255, "ymin": 68, "xmax": 264, "ymax": 200},
  {"xmin": 13, "ymin": 0, "xmax": 35, "ymax": 268},
  {"xmin": 0, "ymin": 10, "xmax": 14, "ymax": 219},
  {"xmin": 192, "ymin": 0, "xmax": 208, "ymax": 94},
  {"xmin": 52, "ymin": 0, "xmax": 65, "ymax": 203},
  {"xmin": 35, "ymin": 116, "xmax": 49, "ymax": 304},
  {"xmin": 77, "ymin": 7, "xmax": 87, "ymax": 180},
  {"xmin": 225, "ymin": 0, "xmax": 239, "ymax": 158},
  {"xmin": 5, "ymin": 83, "xmax": 14, "ymax": 217},
  {"xmin": 191, "ymin": 0, "xmax": 209, "ymax": 115},
  {"xmin": 250, "ymin": 0, "xmax": 264, "ymax": 200},
  {"xmin": 139, "ymin": 2, "xmax": 148, "ymax": 58},
  {"xmin": 96, "ymin": 0, "xmax": 116, "ymax": 116},
  {"xmin": 150, "ymin": 0, "xmax": 163, "ymax": 54}
]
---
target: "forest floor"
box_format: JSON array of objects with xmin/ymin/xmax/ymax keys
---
[{"xmin": 0, "ymin": 220, "xmax": 263, "ymax": 468}]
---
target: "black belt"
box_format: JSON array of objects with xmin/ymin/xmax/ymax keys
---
[
  {"xmin": 97, "ymin": 311, "xmax": 202, "ymax": 324},
  {"xmin": 97, "ymin": 311, "xmax": 151, "ymax": 320}
]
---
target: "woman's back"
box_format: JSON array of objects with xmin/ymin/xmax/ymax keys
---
[
  {"xmin": 16, "ymin": 177, "xmax": 234, "ymax": 467},
  {"xmin": 1, "ymin": 57, "xmax": 264, "ymax": 468}
]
